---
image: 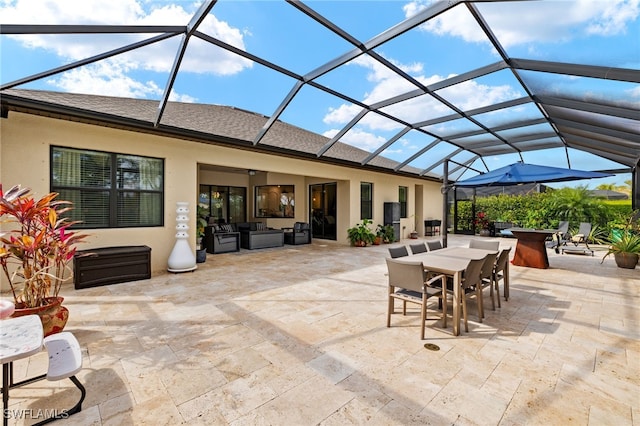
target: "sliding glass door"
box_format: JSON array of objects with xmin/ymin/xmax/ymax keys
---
[
  {"xmin": 199, "ymin": 185, "xmax": 246, "ymax": 224},
  {"xmin": 310, "ymin": 183, "xmax": 337, "ymax": 240}
]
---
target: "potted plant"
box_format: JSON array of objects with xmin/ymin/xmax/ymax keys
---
[
  {"xmin": 195, "ymin": 205, "xmax": 208, "ymax": 263},
  {"xmin": 195, "ymin": 218, "xmax": 207, "ymax": 263},
  {"xmin": 376, "ymin": 224, "xmax": 395, "ymax": 243},
  {"xmin": 0, "ymin": 184, "xmax": 87, "ymax": 336},
  {"xmin": 474, "ymin": 211, "xmax": 492, "ymax": 237},
  {"xmin": 347, "ymin": 219, "xmax": 375, "ymax": 247},
  {"xmin": 373, "ymin": 225, "xmax": 383, "ymax": 245},
  {"xmin": 601, "ymin": 212, "xmax": 640, "ymax": 269}
]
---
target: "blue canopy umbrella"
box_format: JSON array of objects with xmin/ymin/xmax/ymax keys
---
[{"xmin": 455, "ymin": 162, "xmax": 613, "ymax": 188}]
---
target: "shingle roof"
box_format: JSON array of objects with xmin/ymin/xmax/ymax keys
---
[{"xmin": 2, "ymin": 88, "xmax": 429, "ymax": 178}]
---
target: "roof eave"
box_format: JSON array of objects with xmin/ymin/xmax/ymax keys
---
[{"xmin": 0, "ymin": 92, "xmax": 440, "ymax": 183}]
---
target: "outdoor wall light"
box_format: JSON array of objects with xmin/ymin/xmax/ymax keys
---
[{"xmin": 248, "ymin": 169, "xmax": 256, "ymax": 176}]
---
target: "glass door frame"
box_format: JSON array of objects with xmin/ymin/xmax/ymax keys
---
[
  {"xmin": 310, "ymin": 182, "xmax": 337, "ymax": 240},
  {"xmin": 199, "ymin": 184, "xmax": 246, "ymax": 225}
]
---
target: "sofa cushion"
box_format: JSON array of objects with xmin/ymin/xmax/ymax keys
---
[{"xmin": 235, "ymin": 222, "xmax": 251, "ymax": 232}]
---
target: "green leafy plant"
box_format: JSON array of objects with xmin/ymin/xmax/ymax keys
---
[
  {"xmin": 196, "ymin": 217, "xmax": 207, "ymax": 239},
  {"xmin": 196, "ymin": 205, "xmax": 208, "ymax": 240},
  {"xmin": 347, "ymin": 219, "xmax": 375, "ymax": 246},
  {"xmin": 601, "ymin": 231, "xmax": 640, "ymax": 265},
  {"xmin": 376, "ymin": 224, "xmax": 395, "ymax": 243},
  {"xmin": 0, "ymin": 184, "xmax": 87, "ymax": 308},
  {"xmin": 600, "ymin": 211, "xmax": 640, "ymax": 269},
  {"xmin": 601, "ymin": 211, "xmax": 640, "ymax": 267}
]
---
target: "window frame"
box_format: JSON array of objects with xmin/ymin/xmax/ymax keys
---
[
  {"xmin": 200, "ymin": 184, "xmax": 247, "ymax": 224},
  {"xmin": 50, "ymin": 146, "xmax": 164, "ymax": 229},
  {"xmin": 399, "ymin": 186, "xmax": 408, "ymax": 218},
  {"xmin": 254, "ymin": 185, "xmax": 295, "ymax": 218},
  {"xmin": 360, "ymin": 182, "xmax": 373, "ymax": 220}
]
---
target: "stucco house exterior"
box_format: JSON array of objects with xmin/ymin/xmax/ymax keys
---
[{"xmin": 1, "ymin": 89, "xmax": 444, "ymax": 276}]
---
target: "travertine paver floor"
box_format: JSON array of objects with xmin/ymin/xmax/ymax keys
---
[{"xmin": 3, "ymin": 234, "xmax": 639, "ymax": 425}]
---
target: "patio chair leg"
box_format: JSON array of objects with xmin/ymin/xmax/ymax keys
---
[
  {"xmin": 32, "ymin": 376, "xmax": 85, "ymax": 426},
  {"xmin": 461, "ymin": 293, "xmax": 469, "ymax": 333},
  {"xmin": 489, "ymin": 279, "xmax": 496, "ymax": 311}
]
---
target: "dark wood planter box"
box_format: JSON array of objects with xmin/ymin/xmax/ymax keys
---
[{"xmin": 74, "ymin": 246, "xmax": 152, "ymax": 289}]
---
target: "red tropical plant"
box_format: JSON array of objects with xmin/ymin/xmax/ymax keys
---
[
  {"xmin": 474, "ymin": 211, "xmax": 491, "ymax": 230},
  {"xmin": 0, "ymin": 184, "xmax": 87, "ymax": 308}
]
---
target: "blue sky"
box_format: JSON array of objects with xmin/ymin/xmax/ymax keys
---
[{"xmin": 1, "ymin": 0, "xmax": 638, "ymax": 189}]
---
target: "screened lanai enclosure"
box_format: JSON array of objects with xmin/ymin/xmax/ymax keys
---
[{"xmin": 1, "ymin": 0, "xmax": 639, "ymax": 205}]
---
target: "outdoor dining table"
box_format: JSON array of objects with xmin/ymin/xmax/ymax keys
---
[
  {"xmin": 509, "ymin": 228, "xmax": 557, "ymax": 269},
  {"xmin": 393, "ymin": 251, "xmax": 487, "ymax": 336},
  {"xmin": 1, "ymin": 315, "xmax": 44, "ymax": 426},
  {"xmin": 430, "ymin": 246, "xmax": 509, "ymax": 299},
  {"xmin": 431, "ymin": 246, "xmax": 497, "ymax": 259}
]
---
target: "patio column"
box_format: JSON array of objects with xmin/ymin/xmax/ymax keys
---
[
  {"xmin": 633, "ymin": 159, "xmax": 639, "ymax": 210},
  {"xmin": 442, "ymin": 160, "xmax": 449, "ymax": 248}
]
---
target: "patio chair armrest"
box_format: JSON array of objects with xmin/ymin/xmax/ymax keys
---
[{"xmin": 425, "ymin": 274, "xmax": 445, "ymax": 287}]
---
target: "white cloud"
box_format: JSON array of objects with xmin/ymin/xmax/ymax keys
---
[
  {"xmin": 322, "ymin": 126, "xmax": 387, "ymax": 152},
  {"xmin": 627, "ymin": 85, "xmax": 640, "ymax": 99},
  {"xmin": 351, "ymin": 54, "xmax": 426, "ymax": 103},
  {"xmin": 1, "ymin": 0, "xmax": 252, "ymax": 97},
  {"xmin": 46, "ymin": 59, "xmax": 195, "ymax": 101},
  {"xmin": 322, "ymin": 128, "xmax": 339, "ymax": 139},
  {"xmin": 323, "ymin": 103, "xmax": 361, "ymax": 125},
  {"xmin": 323, "ymin": 53, "xmax": 522, "ymax": 134},
  {"xmin": 2, "ymin": 0, "xmax": 252, "ymax": 74},
  {"xmin": 170, "ymin": 91, "xmax": 197, "ymax": 103},
  {"xmin": 404, "ymin": 1, "xmax": 485, "ymax": 44},
  {"xmin": 341, "ymin": 127, "xmax": 389, "ymax": 152},
  {"xmin": 437, "ymin": 79, "xmax": 521, "ymax": 111},
  {"xmin": 325, "ymin": 55, "xmax": 471, "ymax": 133},
  {"xmin": 585, "ymin": 0, "xmax": 640, "ymax": 35},
  {"xmin": 383, "ymin": 137, "xmax": 414, "ymax": 155},
  {"xmin": 403, "ymin": 0, "xmax": 640, "ymax": 48}
]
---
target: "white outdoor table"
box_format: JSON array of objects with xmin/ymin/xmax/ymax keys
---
[{"xmin": 1, "ymin": 315, "xmax": 43, "ymax": 426}]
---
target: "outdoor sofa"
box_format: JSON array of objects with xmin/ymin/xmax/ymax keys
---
[
  {"xmin": 283, "ymin": 222, "xmax": 311, "ymax": 245},
  {"xmin": 204, "ymin": 225, "xmax": 240, "ymax": 254},
  {"xmin": 234, "ymin": 222, "xmax": 284, "ymax": 250}
]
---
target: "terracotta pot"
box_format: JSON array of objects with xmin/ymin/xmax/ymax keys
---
[
  {"xmin": 373, "ymin": 236, "xmax": 382, "ymax": 245},
  {"xmin": 614, "ymin": 252, "xmax": 638, "ymax": 269},
  {"xmin": 11, "ymin": 296, "xmax": 68, "ymax": 337},
  {"xmin": 353, "ymin": 240, "xmax": 367, "ymax": 247}
]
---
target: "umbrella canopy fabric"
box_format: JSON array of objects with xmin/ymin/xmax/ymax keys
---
[{"xmin": 455, "ymin": 162, "xmax": 613, "ymax": 188}]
